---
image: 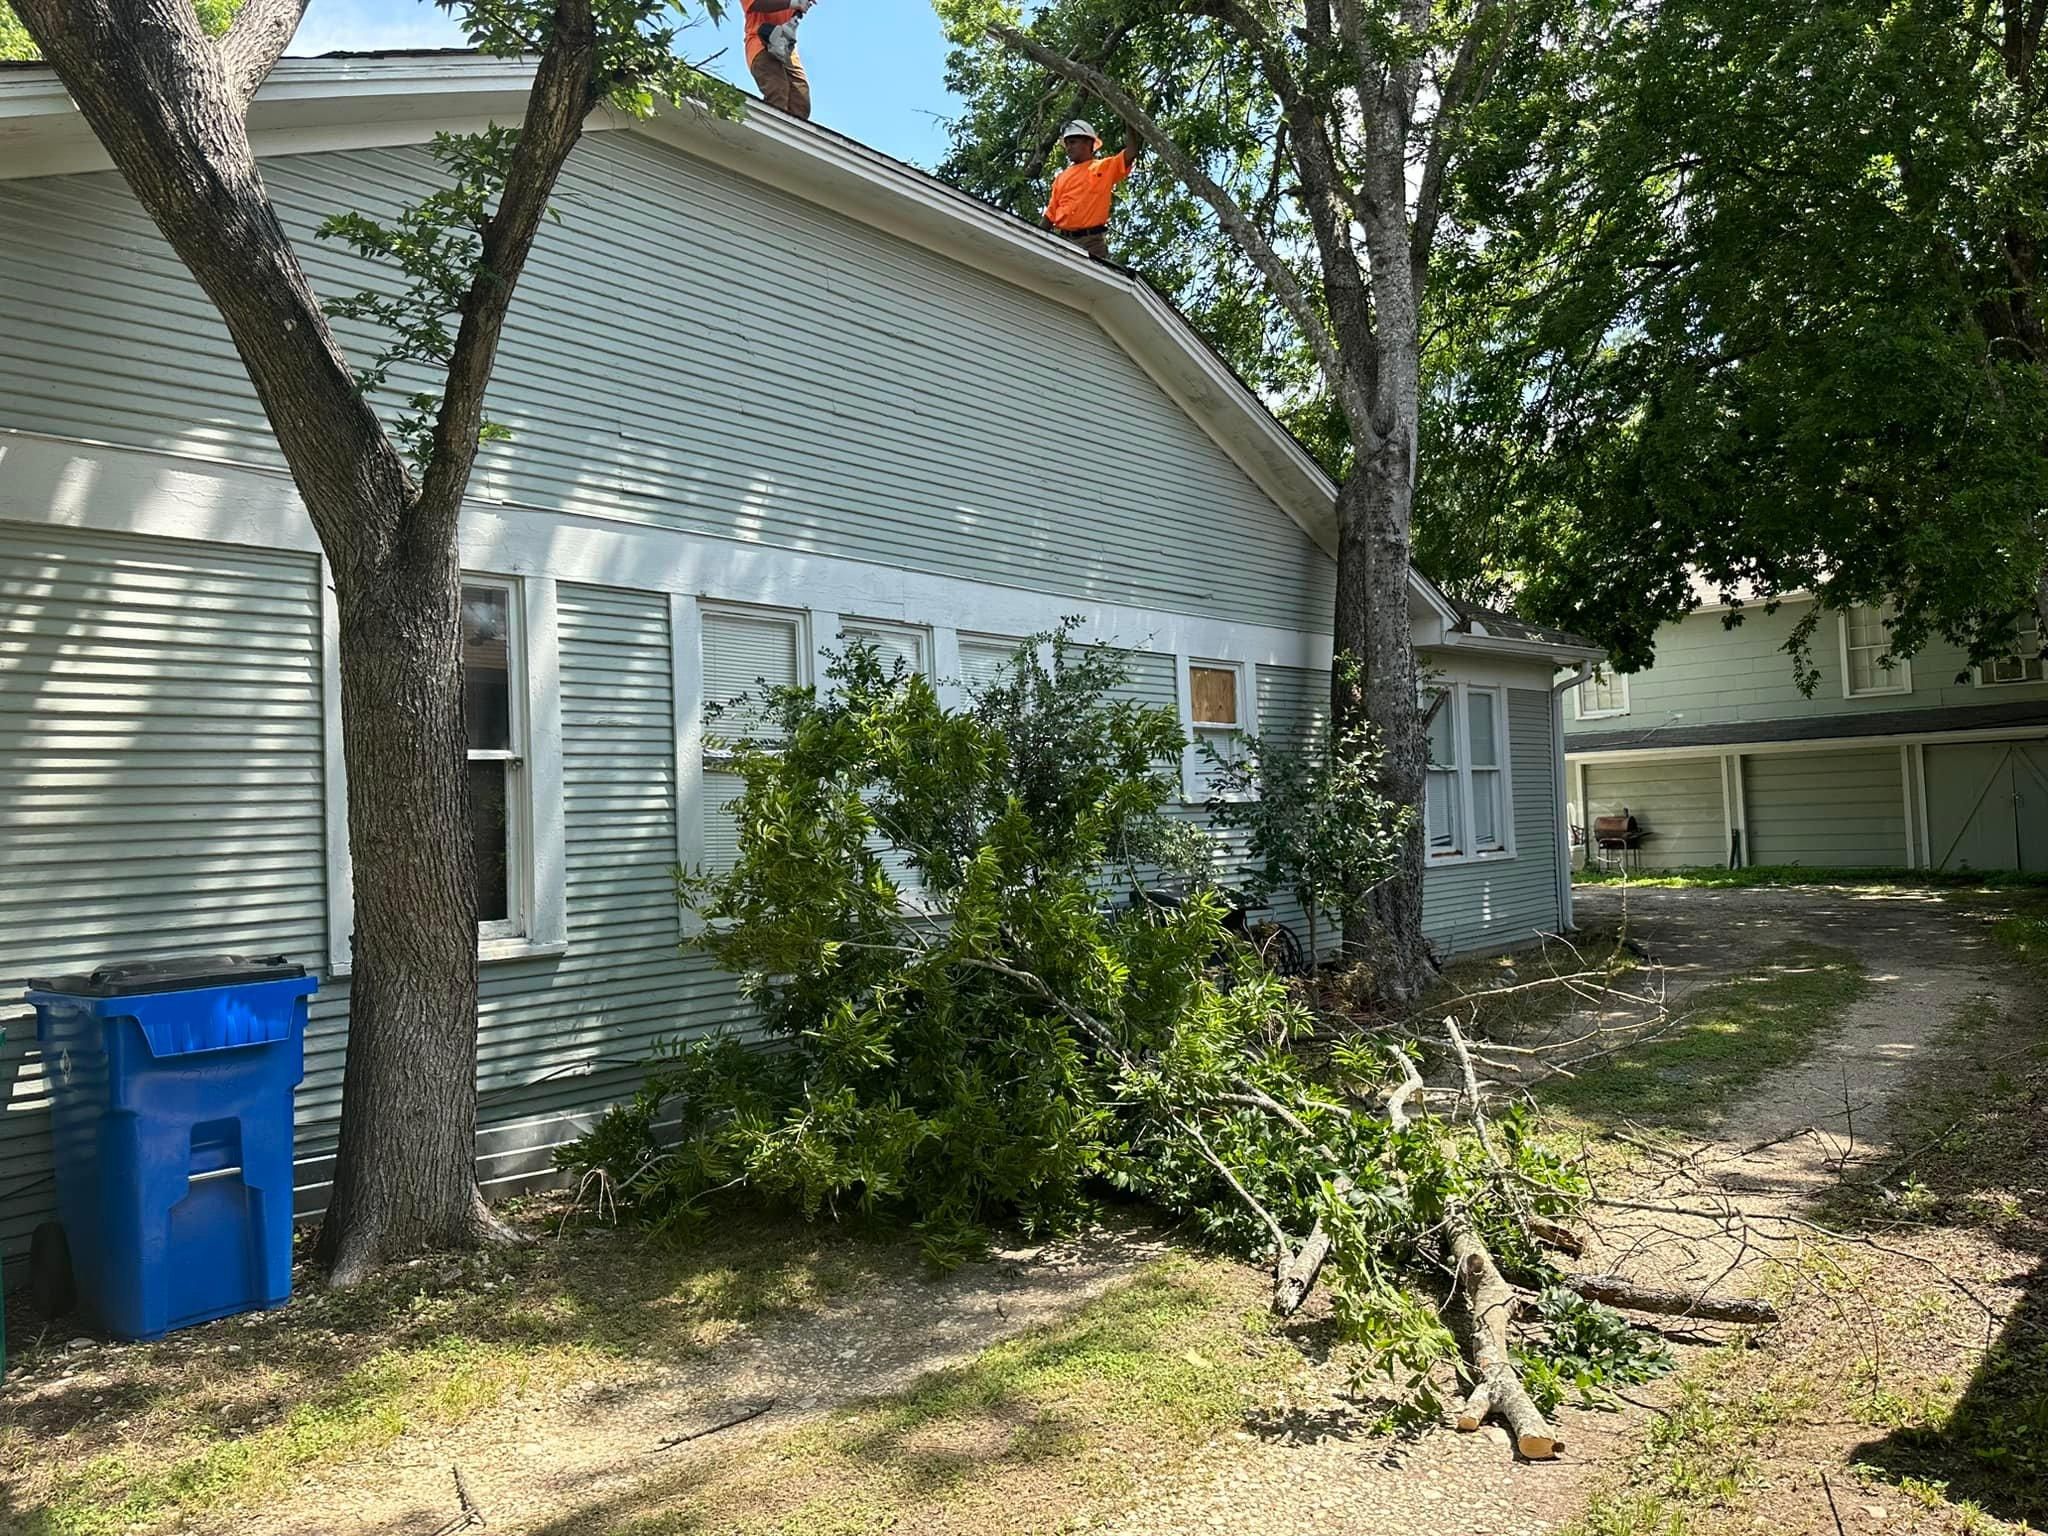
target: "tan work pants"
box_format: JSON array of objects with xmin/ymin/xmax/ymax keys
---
[{"xmin": 749, "ymin": 48, "xmax": 812, "ymax": 121}]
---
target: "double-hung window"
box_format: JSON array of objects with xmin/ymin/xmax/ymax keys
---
[
  {"xmin": 1841, "ymin": 605, "xmax": 1910, "ymax": 697},
  {"xmin": 1576, "ymin": 664, "xmax": 1629, "ymax": 719},
  {"xmin": 1423, "ymin": 684, "xmax": 1512, "ymax": 863},
  {"xmin": 461, "ymin": 580, "xmax": 526, "ymax": 940},
  {"xmin": 1980, "ymin": 623, "xmax": 2045, "ymax": 686},
  {"xmin": 700, "ymin": 606, "xmax": 807, "ymax": 873}
]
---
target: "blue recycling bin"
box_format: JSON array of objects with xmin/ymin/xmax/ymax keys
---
[{"xmin": 27, "ymin": 955, "xmax": 316, "ymax": 1341}]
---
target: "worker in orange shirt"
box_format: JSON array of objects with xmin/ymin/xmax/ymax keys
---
[
  {"xmin": 745, "ymin": 0, "xmax": 817, "ymax": 120},
  {"xmin": 1043, "ymin": 120, "xmax": 1141, "ymax": 262}
]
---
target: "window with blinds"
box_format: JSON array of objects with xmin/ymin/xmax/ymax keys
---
[
  {"xmin": 840, "ymin": 618, "xmax": 931, "ymax": 679},
  {"xmin": 958, "ymin": 634, "xmax": 1026, "ymax": 696},
  {"xmin": 701, "ymin": 607, "xmax": 806, "ymax": 871}
]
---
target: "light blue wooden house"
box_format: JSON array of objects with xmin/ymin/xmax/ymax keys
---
[
  {"xmin": 0, "ymin": 53, "xmax": 1600, "ymax": 1267},
  {"xmin": 1565, "ymin": 595, "xmax": 2048, "ymax": 872}
]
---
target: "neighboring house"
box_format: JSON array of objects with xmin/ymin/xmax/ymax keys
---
[
  {"xmin": 0, "ymin": 53, "xmax": 1598, "ymax": 1266},
  {"xmin": 1564, "ymin": 594, "xmax": 2048, "ymax": 872}
]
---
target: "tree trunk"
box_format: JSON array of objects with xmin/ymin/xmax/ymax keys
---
[
  {"xmin": 17, "ymin": 0, "xmax": 604, "ymax": 1283},
  {"xmin": 1449, "ymin": 1226, "xmax": 1562, "ymax": 1459},
  {"xmin": 316, "ymin": 532, "xmax": 497, "ymax": 1284},
  {"xmin": 1335, "ymin": 447, "xmax": 1430, "ymax": 1000}
]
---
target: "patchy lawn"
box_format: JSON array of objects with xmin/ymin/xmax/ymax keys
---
[
  {"xmin": 0, "ymin": 1209, "xmax": 1308, "ymax": 1536},
  {"xmin": 1537, "ymin": 941, "xmax": 1869, "ymax": 1132},
  {"xmin": 1, "ymin": 1211, "xmax": 905, "ymax": 1535},
  {"xmin": 1551, "ymin": 883, "xmax": 2048, "ymax": 1536}
]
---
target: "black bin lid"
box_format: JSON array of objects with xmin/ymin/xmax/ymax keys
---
[{"xmin": 29, "ymin": 954, "xmax": 307, "ymax": 998}]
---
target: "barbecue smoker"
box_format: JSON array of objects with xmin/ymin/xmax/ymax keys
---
[{"xmin": 1591, "ymin": 808, "xmax": 1648, "ymax": 872}]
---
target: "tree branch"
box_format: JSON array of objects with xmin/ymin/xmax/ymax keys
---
[
  {"xmin": 983, "ymin": 19, "xmax": 1374, "ymax": 431},
  {"xmin": 417, "ymin": 0, "xmax": 599, "ymax": 528},
  {"xmin": 218, "ymin": 0, "xmax": 313, "ymax": 110},
  {"xmin": 1411, "ymin": 0, "xmax": 1504, "ymax": 285}
]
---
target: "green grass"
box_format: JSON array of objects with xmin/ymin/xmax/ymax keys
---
[
  {"xmin": 1560, "ymin": 1364, "xmax": 1806, "ymax": 1536},
  {"xmin": 1575, "ymin": 863, "xmax": 2048, "ymax": 892},
  {"xmin": 1536, "ymin": 941, "xmax": 1869, "ymax": 1131}
]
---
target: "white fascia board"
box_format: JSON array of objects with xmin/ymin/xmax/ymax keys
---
[
  {"xmin": 1434, "ymin": 628, "xmax": 1606, "ymax": 667},
  {"xmin": 0, "ymin": 56, "xmax": 547, "ymax": 178}
]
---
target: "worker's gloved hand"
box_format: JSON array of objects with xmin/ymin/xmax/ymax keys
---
[{"xmin": 766, "ymin": 20, "xmax": 798, "ymax": 59}]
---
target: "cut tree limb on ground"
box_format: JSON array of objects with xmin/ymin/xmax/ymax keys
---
[
  {"xmin": 1562, "ymin": 1274, "xmax": 1779, "ymax": 1325},
  {"xmin": 1449, "ymin": 1227, "xmax": 1563, "ymax": 1459}
]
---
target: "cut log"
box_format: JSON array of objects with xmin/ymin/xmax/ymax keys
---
[
  {"xmin": 1455, "ymin": 1381, "xmax": 1492, "ymax": 1432},
  {"xmin": 1564, "ymin": 1274, "xmax": 1779, "ymax": 1325},
  {"xmin": 1449, "ymin": 1227, "xmax": 1563, "ymax": 1460},
  {"xmin": 1274, "ymin": 1230, "xmax": 1330, "ymax": 1316}
]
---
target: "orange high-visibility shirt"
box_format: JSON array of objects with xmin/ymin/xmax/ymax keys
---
[
  {"xmin": 1044, "ymin": 150, "xmax": 1132, "ymax": 231},
  {"xmin": 745, "ymin": 0, "xmax": 797, "ymax": 61}
]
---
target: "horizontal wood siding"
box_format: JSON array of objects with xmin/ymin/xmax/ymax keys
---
[
  {"xmin": 1423, "ymin": 688, "xmax": 1562, "ymax": 952},
  {"xmin": 1563, "ymin": 597, "xmax": 2048, "ymax": 738},
  {"xmin": 1743, "ymin": 749, "xmax": 1907, "ymax": 868},
  {"xmin": 0, "ymin": 525, "xmax": 326, "ymax": 1261},
  {"xmin": 0, "ymin": 134, "xmax": 1332, "ymax": 630},
  {"xmin": 1583, "ymin": 758, "xmax": 1726, "ymax": 869}
]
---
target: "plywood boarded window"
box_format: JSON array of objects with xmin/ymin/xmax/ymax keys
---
[{"xmin": 1190, "ymin": 665, "xmax": 1240, "ymax": 726}]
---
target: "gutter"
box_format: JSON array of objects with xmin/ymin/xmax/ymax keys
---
[{"xmin": 1551, "ymin": 664, "xmax": 1588, "ymax": 933}]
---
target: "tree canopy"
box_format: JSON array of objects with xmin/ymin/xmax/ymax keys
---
[
  {"xmin": 1427, "ymin": 0, "xmax": 2048, "ymax": 675},
  {"xmin": 944, "ymin": 0, "xmax": 2048, "ymax": 682}
]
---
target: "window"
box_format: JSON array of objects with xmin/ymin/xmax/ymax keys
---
[
  {"xmin": 1980, "ymin": 624, "xmax": 2045, "ymax": 687},
  {"xmin": 1187, "ymin": 660, "xmax": 1246, "ymax": 797},
  {"xmin": 462, "ymin": 581, "xmax": 526, "ymax": 939},
  {"xmin": 958, "ymin": 634, "xmax": 1025, "ymax": 695},
  {"xmin": 1841, "ymin": 605, "xmax": 1910, "ymax": 697},
  {"xmin": 840, "ymin": 619, "xmax": 930, "ymax": 679},
  {"xmin": 1424, "ymin": 688, "xmax": 1461, "ymax": 857},
  {"xmin": 1576, "ymin": 664, "xmax": 1629, "ymax": 719},
  {"xmin": 1424, "ymin": 684, "xmax": 1513, "ymax": 862},
  {"xmin": 700, "ymin": 606, "xmax": 807, "ymax": 872}
]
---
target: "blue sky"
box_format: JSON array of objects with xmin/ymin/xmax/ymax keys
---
[{"xmin": 287, "ymin": 0, "xmax": 963, "ymax": 167}]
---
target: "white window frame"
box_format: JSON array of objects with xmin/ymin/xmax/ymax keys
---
[
  {"xmin": 698, "ymin": 600, "xmax": 814, "ymax": 770},
  {"xmin": 1424, "ymin": 682, "xmax": 1516, "ymax": 866},
  {"xmin": 1575, "ymin": 664, "xmax": 1630, "ymax": 720},
  {"xmin": 1182, "ymin": 656, "xmax": 1251, "ymax": 802},
  {"xmin": 1976, "ymin": 623, "xmax": 2045, "ymax": 687},
  {"xmin": 1839, "ymin": 606, "xmax": 1912, "ymax": 699},
  {"xmin": 463, "ymin": 576, "xmax": 532, "ymax": 946},
  {"xmin": 838, "ymin": 616, "xmax": 933, "ymax": 680}
]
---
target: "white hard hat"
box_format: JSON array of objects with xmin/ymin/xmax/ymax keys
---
[{"xmin": 1061, "ymin": 119, "xmax": 1099, "ymax": 141}]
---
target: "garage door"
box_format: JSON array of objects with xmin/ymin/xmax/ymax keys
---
[{"xmin": 1924, "ymin": 741, "xmax": 2048, "ymax": 872}]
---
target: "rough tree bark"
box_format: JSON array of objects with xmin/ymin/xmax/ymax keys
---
[{"xmin": 16, "ymin": 0, "xmax": 604, "ymax": 1281}]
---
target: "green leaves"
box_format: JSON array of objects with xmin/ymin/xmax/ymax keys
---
[
  {"xmin": 319, "ymin": 128, "xmax": 523, "ymax": 470},
  {"xmin": 1424, "ymin": 0, "xmax": 2048, "ymax": 670}
]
